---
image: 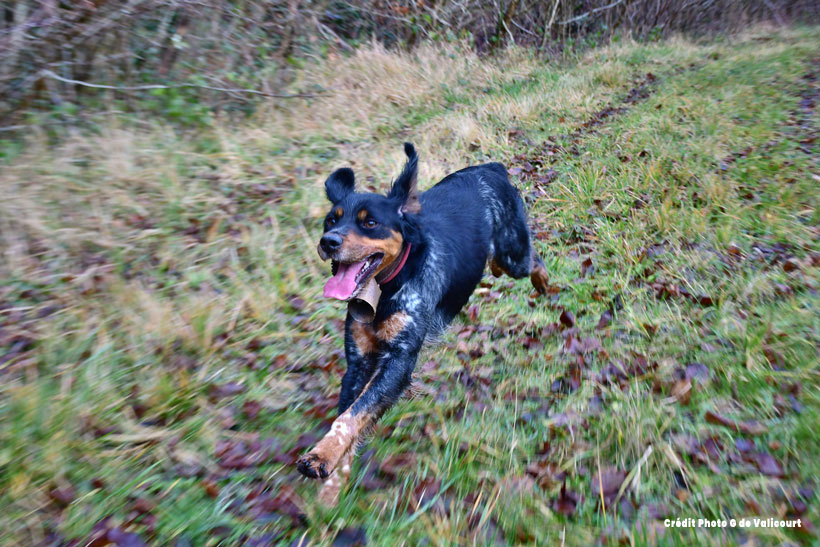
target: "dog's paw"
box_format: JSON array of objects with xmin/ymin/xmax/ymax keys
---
[{"xmin": 296, "ymin": 452, "xmax": 331, "ymax": 479}]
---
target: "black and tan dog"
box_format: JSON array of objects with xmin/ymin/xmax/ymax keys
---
[{"xmin": 297, "ymin": 143, "xmax": 549, "ymax": 504}]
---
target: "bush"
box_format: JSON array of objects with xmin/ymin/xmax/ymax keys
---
[{"xmin": 1, "ymin": 0, "xmax": 817, "ymax": 127}]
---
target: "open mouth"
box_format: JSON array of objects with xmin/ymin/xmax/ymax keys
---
[{"xmin": 324, "ymin": 253, "xmax": 384, "ymax": 301}]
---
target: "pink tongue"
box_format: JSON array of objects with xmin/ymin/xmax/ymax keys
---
[{"xmin": 324, "ymin": 260, "xmax": 367, "ymax": 300}]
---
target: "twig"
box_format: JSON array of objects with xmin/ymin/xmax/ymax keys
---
[
  {"xmin": 614, "ymin": 445, "xmax": 653, "ymax": 505},
  {"xmin": 761, "ymin": 0, "xmax": 786, "ymax": 25},
  {"xmin": 542, "ymin": 0, "xmax": 562, "ymax": 48},
  {"xmin": 313, "ymin": 16, "xmax": 354, "ymax": 52},
  {"xmin": 496, "ymin": 0, "xmax": 520, "ymax": 47},
  {"xmin": 39, "ymin": 69, "xmax": 322, "ymax": 99},
  {"xmin": 73, "ymin": 0, "xmax": 153, "ymax": 43},
  {"xmin": 501, "ymin": 18, "xmax": 516, "ymax": 46},
  {"xmin": 0, "ymin": 110, "xmax": 158, "ymax": 133},
  {"xmin": 559, "ymin": 0, "xmax": 627, "ymax": 25},
  {"xmin": 510, "ymin": 17, "xmax": 540, "ymax": 39}
]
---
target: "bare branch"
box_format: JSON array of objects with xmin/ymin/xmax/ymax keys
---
[
  {"xmin": 314, "ymin": 16, "xmax": 354, "ymax": 52},
  {"xmin": 39, "ymin": 70, "xmax": 322, "ymax": 99},
  {"xmin": 542, "ymin": 0, "xmax": 562, "ymax": 48},
  {"xmin": 761, "ymin": 0, "xmax": 786, "ymax": 25},
  {"xmin": 559, "ymin": 0, "xmax": 628, "ymax": 25}
]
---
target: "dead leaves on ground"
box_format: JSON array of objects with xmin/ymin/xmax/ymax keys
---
[
  {"xmin": 673, "ymin": 429, "xmax": 788, "ymax": 479},
  {"xmin": 552, "ymin": 482, "xmax": 582, "ymax": 517},
  {"xmin": 704, "ymin": 410, "xmax": 767, "ymax": 436},
  {"xmin": 591, "ymin": 468, "xmax": 629, "ymax": 511}
]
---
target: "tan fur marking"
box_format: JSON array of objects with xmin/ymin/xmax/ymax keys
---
[
  {"xmin": 491, "ymin": 253, "xmax": 549, "ymax": 293},
  {"xmin": 402, "ymin": 193, "xmax": 421, "ymax": 214},
  {"xmin": 530, "ymin": 263, "xmax": 549, "ymax": 293},
  {"xmin": 351, "ymin": 321, "xmax": 378, "ymax": 355},
  {"xmin": 318, "ymin": 473, "xmax": 341, "ymax": 505},
  {"xmin": 317, "ymin": 452, "xmax": 353, "ymax": 506},
  {"xmin": 376, "ymin": 312, "xmax": 410, "ymax": 342},
  {"xmin": 358, "ymin": 368, "xmax": 379, "ymax": 396},
  {"xmin": 372, "ymin": 230, "xmax": 404, "ymax": 275},
  {"xmin": 334, "ymin": 207, "xmax": 343, "ymax": 218},
  {"xmin": 530, "ymin": 250, "xmax": 549, "ymax": 294},
  {"xmin": 357, "ymin": 209, "xmax": 369, "ymax": 221},
  {"xmin": 307, "ymin": 410, "xmax": 373, "ymax": 477},
  {"xmin": 337, "ymin": 230, "xmax": 404, "ymax": 278},
  {"xmin": 489, "ymin": 257, "xmax": 510, "ymax": 277}
]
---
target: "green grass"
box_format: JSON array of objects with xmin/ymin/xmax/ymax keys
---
[{"xmin": 1, "ymin": 27, "xmax": 818, "ymax": 546}]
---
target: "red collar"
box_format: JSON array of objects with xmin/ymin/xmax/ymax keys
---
[{"xmin": 378, "ymin": 243, "xmax": 411, "ymax": 285}]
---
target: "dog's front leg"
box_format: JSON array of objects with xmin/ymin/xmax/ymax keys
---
[
  {"xmin": 297, "ymin": 313, "xmax": 424, "ymax": 483},
  {"xmin": 317, "ymin": 450, "xmax": 353, "ymax": 506},
  {"xmin": 314, "ymin": 316, "xmax": 378, "ymax": 505},
  {"xmin": 338, "ymin": 316, "xmax": 380, "ymax": 412}
]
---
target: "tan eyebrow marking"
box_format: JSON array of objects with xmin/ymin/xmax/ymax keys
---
[
  {"xmin": 334, "ymin": 207, "xmax": 344, "ymax": 218},
  {"xmin": 357, "ymin": 209, "xmax": 369, "ymax": 221}
]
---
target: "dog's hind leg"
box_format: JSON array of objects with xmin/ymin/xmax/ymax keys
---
[
  {"xmin": 486, "ymin": 209, "xmax": 549, "ymax": 293},
  {"xmin": 489, "ymin": 246, "xmax": 549, "ymax": 294},
  {"xmin": 480, "ymin": 166, "xmax": 549, "ymax": 293}
]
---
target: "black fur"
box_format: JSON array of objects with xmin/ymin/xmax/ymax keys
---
[
  {"xmin": 325, "ymin": 167, "xmax": 356, "ymax": 203},
  {"xmin": 298, "ymin": 143, "xmax": 547, "ymax": 483},
  {"xmin": 387, "ymin": 143, "xmax": 420, "ymax": 213}
]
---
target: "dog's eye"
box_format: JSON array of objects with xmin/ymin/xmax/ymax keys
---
[
  {"xmin": 363, "ymin": 218, "xmax": 377, "ymax": 229},
  {"xmin": 327, "ymin": 217, "xmax": 336, "ymax": 226}
]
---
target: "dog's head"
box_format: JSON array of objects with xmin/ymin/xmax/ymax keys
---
[{"xmin": 318, "ymin": 143, "xmax": 421, "ymax": 301}]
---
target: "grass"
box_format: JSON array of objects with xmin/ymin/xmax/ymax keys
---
[{"xmin": 1, "ymin": 26, "xmax": 818, "ymax": 546}]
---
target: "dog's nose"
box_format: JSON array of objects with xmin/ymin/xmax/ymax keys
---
[{"xmin": 320, "ymin": 233, "xmax": 343, "ymax": 255}]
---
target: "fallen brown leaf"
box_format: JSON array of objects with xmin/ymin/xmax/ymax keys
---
[
  {"xmin": 704, "ymin": 410, "xmax": 767, "ymax": 435},
  {"xmin": 596, "ymin": 309, "xmax": 613, "ymax": 330},
  {"xmin": 560, "ymin": 310, "xmax": 576, "ymax": 328},
  {"xmin": 671, "ymin": 379, "xmax": 692, "ymax": 404},
  {"xmin": 553, "ymin": 481, "xmax": 580, "ymax": 516},
  {"xmin": 749, "ymin": 452, "xmax": 786, "ymax": 478},
  {"xmin": 591, "ymin": 468, "xmax": 628, "ymax": 506}
]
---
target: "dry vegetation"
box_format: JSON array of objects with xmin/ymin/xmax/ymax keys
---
[
  {"xmin": 0, "ymin": 20, "xmax": 819, "ymax": 547},
  {"xmin": 2, "ymin": 0, "xmax": 818, "ymax": 129}
]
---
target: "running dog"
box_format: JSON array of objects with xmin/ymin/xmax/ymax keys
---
[{"xmin": 297, "ymin": 143, "xmax": 549, "ymax": 504}]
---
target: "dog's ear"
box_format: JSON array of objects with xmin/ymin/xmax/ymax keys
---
[
  {"xmin": 388, "ymin": 143, "xmax": 421, "ymax": 215},
  {"xmin": 325, "ymin": 167, "xmax": 355, "ymax": 203}
]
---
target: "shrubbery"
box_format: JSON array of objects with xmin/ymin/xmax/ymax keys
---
[{"xmin": 1, "ymin": 0, "xmax": 817, "ymax": 127}]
